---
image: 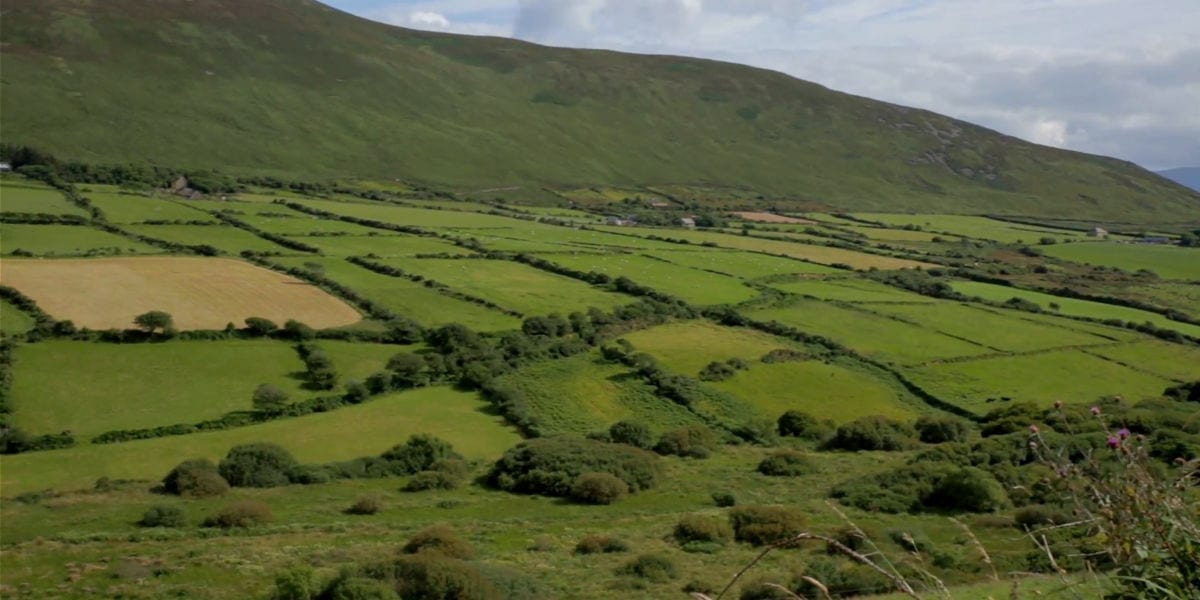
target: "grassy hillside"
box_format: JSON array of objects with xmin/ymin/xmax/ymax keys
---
[{"xmin": 2, "ymin": 0, "xmax": 1198, "ymax": 222}]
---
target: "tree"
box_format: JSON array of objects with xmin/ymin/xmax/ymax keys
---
[
  {"xmin": 244, "ymin": 317, "xmax": 279, "ymax": 337},
  {"xmin": 387, "ymin": 353, "xmax": 428, "ymax": 388},
  {"xmin": 134, "ymin": 310, "xmax": 174, "ymax": 334},
  {"xmin": 302, "ymin": 349, "xmax": 337, "ymax": 390},
  {"xmin": 253, "ymin": 383, "xmax": 290, "ymax": 414}
]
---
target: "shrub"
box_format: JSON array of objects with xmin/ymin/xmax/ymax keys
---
[
  {"xmin": 346, "ymin": 495, "xmax": 383, "ymax": 515},
  {"xmin": 203, "ymin": 500, "xmax": 273, "ymax": 528},
  {"xmin": 711, "ymin": 491, "xmax": 737, "ymax": 507},
  {"xmin": 381, "ymin": 434, "xmax": 461, "ymax": 476},
  {"xmin": 162, "ymin": 458, "xmax": 229, "ymax": 497},
  {"xmin": 792, "ymin": 556, "xmax": 892, "ymax": 598},
  {"xmin": 673, "ymin": 514, "xmax": 733, "ymax": 545},
  {"xmin": 489, "ymin": 436, "xmax": 662, "ymax": 498},
  {"xmin": 698, "ymin": 360, "xmax": 737, "ymax": 382},
  {"xmin": 616, "ymin": 554, "xmax": 678, "ymax": 583},
  {"xmin": 271, "ymin": 565, "xmax": 318, "ymax": 600},
  {"xmin": 914, "ymin": 415, "xmax": 972, "ymax": 444},
  {"xmin": 776, "ymin": 410, "xmax": 832, "ymax": 440},
  {"xmin": 244, "ymin": 316, "xmax": 279, "ymax": 336},
  {"xmin": 286, "ymin": 464, "xmax": 333, "ymax": 485},
  {"xmin": 386, "ymin": 553, "xmax": 499, "ymax": 600},
  {"xmin": 756, "ymin": 450, "xmax": 814, "ymax": 477},
  {"xmin": 402, "ymin": 525, "xmax": 474, "ymax": 559},
  {"xmin": 317, "ymin": 573, "xmax": 398, "ymax": 600},
  {"xmin": 570, "ymin": 471, "xmax": 629, "ymax": 505},
  {"xmin": 825, "ymin": 416, "xmax": 917, "ymax": 451},
  {"xmin": 739, "ymin": 580, "xmax": 794, "ymax": 600},
  {"xmin": 403, "ymin": 470, "xmax": 461, "ymax": 492},
  {"xmin": 925, "ymin": 467, "xmax": 1010, "ymax": 513},
  {"xmin": 252, "ymin": 383, "xmax": 291, "ymax": 414},
  {"xmin": 1014, "ymin": 504, "xmax": 1071, "ymax": 529},
  {"xmin": 729, "ymin": 505, "xmax": 808, "ymax": 546},
  {"xmin": 139, "ymin": 504, "xmax": 185, "ymax": 528},
  {"xmin": 608, "ymin": 420, "xmax": 653, "ymax": 449},
  {"xmin": 654, "ymin": 425, "xmax": 718, "ymax": 458},
  {"xmin": 218, "ymin": 443, "xmax": 299, "ymax": 488},
  {"xmin": 574, "ymin": 535, "xmax": 630, "ymax": 555}
]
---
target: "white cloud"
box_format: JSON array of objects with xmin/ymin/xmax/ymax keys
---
[{"xmin": 407, "ymin": 10, "xmax": 451, "ymax": 28}]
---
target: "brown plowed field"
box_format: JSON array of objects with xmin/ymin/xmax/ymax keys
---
[{"xmin": 0, "ymin": 257, "xmax": 362, "ymax": 330}]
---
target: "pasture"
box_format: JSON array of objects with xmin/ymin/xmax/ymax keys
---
[
  {"xmin": 300, "ymin": 233, "xmax": 472, "ymax": 256},
  {"xmin": 8, "ymin": 340, "xmax": 307, "ymax": 438},
  {"xmin": 854, "ymin": 213, "xmax": 1087, "ymax": 244},
  {"xmin": 951, "ymin": 280, "xmax": 1200, "ymax": 338},
  {"xmin": 769, "ymin": 277, "xmax": 935, "ymax": 303},
  {"xmin": 0, "ymin": 387, "xmax": 522, "ymax": 495},
  {"xmin": 905, "ymin": 349, "xmax": 1173, "ymax": 414},
  {"xmin": 620, "ymin": 321, "xmax": 800, "ymax": 375},
  {"xmin": 84, "ymin": 191, "xmax": 216, "ymax": 223},
  {"xmin": 0, "ymin": 181, "xmax": 87, "ymax": 216},
  {"xmin": 0, "ymin": 300, "xmax": 36, "ymax": 334},
  {"xmin": 709, "ymin": 359, "xmax": 920, "ymax": 422},
  {"xmin": 868, "ymin": 302, "xmax": 1113, "ymax": 352},
  {"xmin": 293, "ymin": 197, "xmax": 526, "ymax": 229},
  {"xmin": 0, "ymin": 224, "xmax": 161, "ymax": 256},
  {"xmin": 125, "ymin": 224, "xmax": 300, "ymax": 254},
  {"xmin": 0, "ymin": 257, "xmax": 362, "ymax": 329},
  {"xmin": 236, "ymin": 213, "xmax": 387, "ymax": 236},
  {"xmin": 376, "ymin": 257, "xmax": 630, "ymax": 315},
  {"xmin": 539, "ymin": 252, "xmax": 760, "ymax": 305},
  {"xmin": 748, "ymin": 300, "xmax": 992, "ymax": 365},
  {"xmin": 273, "ymin": 256, "xmax": 522, "ymax": 331},
  {"xmin": 1084, "ymin": 340, "xmax": 1200, "ymax": 381},
  {"xmin": 1042, "ymin": 242, "xmax": 1200, "ymax": 280},
  {"xmin": 651, "ymin": 249, "xmax": 838, "ymax": 279}
]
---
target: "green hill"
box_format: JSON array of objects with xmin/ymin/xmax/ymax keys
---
[{"xmin": 2, "ymin": 0, "xmax": 1197, "ymax": 222}]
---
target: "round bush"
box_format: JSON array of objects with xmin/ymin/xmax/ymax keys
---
[
  {"xmin": 570, "ymin": 472, "xmax": 629, "ymax": 505},
  {"xmin": 925, "ymin": 467, "xmax": 1010, "ymax": 513},
  {"xmin": 711, "ymin": 491, "xmax": 737, "ymax": 507},
  {"xmin": 574, "ymin": 535, "xmax": 630, "ymax": 555},
  {"xmin": 756, "ymin": 450, "xmax": 814, "ymax": 477},
  {"xmin": 914, "ymin": 415, "xmax": 972, "ymax": 444},
  {"xmin": 218, "ymin": 443, "xmax": 298, "ymax": 488},
  {"xmin": 616, "ymin": 553, "xmax": 677, "ymax": 583},
  {"xmin": 381, "ymin": 434, "xmax": 462, "ymax": 476},
  {"xmin": 162, "ymin": 458, "xmax": 229, "ymax": 498},
  {"xmin": 654, "ymin": 425, "xmax": 718, "ymax": 458},
  {"xmin": 825, "ymin": 416, "xmax": 917, "ymax": 452},
  {"xmin": 389, "ymin": 553, "xmax": 499, "ymax": 600},
  {"xmin": 404, "ymin": 470, "xmax": 462, "ymax": 492},
  {"xmin": 429, "ymin": 458, "xmax": 470, "ymax": 479},
  {"xmin": 139, "ymin": 504, "xmax": 186, "ymax": 528},
  {"xmin": 346, "ymin": 495, "xmax": 383, "ymax": 515},
  {"xmin": 318, "ymin": 573, "xmax": 399, "ymax": 600},
  {"xmin": 729, "ymin": 505, "xmax": 808, "ymax": 546},
  {"xmin": 608, "ymin": 420, "xmax": 654, "ymax": 449},
  {"xmin": 203, "ymin": 500, "xmax": 273, "ymax": 528},
  {"xmin": 1014, "ymin": 504, "xmax": 1071, "ymax": 529},
  {"xmin": 489, "ymin": 436, "xmax": 662, "ymax": 498},
  {"xmin": 673, "ymin": 514, "xmax": 733, "ymax": 545},
  {"xmin": 402, "ymin": 525, "xmax": 474, "ymax": 559},
  {"xmin": 777, "ymin": 410, "xmax": 831, "ymax": 440}
]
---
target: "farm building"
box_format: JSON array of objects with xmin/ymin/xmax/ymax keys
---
[
  {"xmin": 1088, "ymin": 227, "xmax": 1108, "ymax": 238},
  {"xmin": 678, "ymin": 217, "xmax": 696, "ymax": 228}
]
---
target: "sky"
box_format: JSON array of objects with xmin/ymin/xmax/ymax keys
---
[{"xmin": 325, "ymin": 0, "xmax": 1200, "ymax": 170}]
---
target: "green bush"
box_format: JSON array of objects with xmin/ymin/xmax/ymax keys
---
[
  {"xmin": 139, "ymin": 504, "xmax": 185, "ymax": 528},
  {"xmin": 318, "ymin": 573, "xmax": 399, "ymax": 600},
  {"xmin": 776, "ymin": 410, "xmax": 833, "ymax": 440},
  {"xmin": 756, "ymin": 450, "xmax": 814, "ymax": 477},
  {"xmin": 202, "ymin": 500, "xmax": 273, "ymax": 528},
  {"xmin": 729, "ymin": 505, "xmax": 808, "ymax": 546},
  {"xmin": 608, "ymin": 420, "xmax": 654, "ymax": 449},
  {"xmin": 832, "ymin": 461, "xmax": 1009, "ymax": 514},
  {"xmin": 739, "ymin": 580, "xmax": 795, "ymax": 600},
  {"xmin": 404, "ymin": 470, "xmax": 460, "ymax": 492},
  {"xmin": 218, "ymin": 443, "xmax": 299, "ymax": 488},
  {"xmin": 287, "ymin": 464, "xmax": 333, "ymax": 485},
  {"xmin": 1014, "ymin": 504, "xmax": 1071, "ymax": 529},
  {"xmin": 825, "ymin": 416, "xmax": 918, "ymax": 451},
  {"xmin": 402, "ymin": 525, "xmax": 474, "ymax": 559},
  {"xmin": 914, "ymin": 415, "xmax": 972, "ymax": 444},
  {"xmin": 162, "ymin": 458, "xmax": 229, "ymax": 497},
  {"xmin": 712, "ymin": 490, "xmax": 737, "ymax": 507},
  {"xmin": 673, "ymin": 514, "xmax": 733, "ymax": 545},
  {"xmin": 925, "ymin": 467, "xmax": 1010, "ymax": 512},
  {"xmin": 570, "ymin": 471, "xmax": 629, "ymax": 505},
  {"xmin": 489, "ymin": 436, "xmax": 662, "ymax": 498},
  {"xmin": 380, "ymin": 434, "xmax": 462, "ymax": 476},
  {"xmin": 792, "ymin": 556, "xmax": 893, "ymax": 598},
  {"xmin": 654, "ymin": 425, "xmax": 719, "ymax": 458},
  {"xmin": 574, "ymin": 535, "xmax": 630, "ymax": 555},
  {"xmin": 271, "ymin": 565, "xmax": 318, "ymax": 600},
  {"xmin": 385, "ymin": 553, "xmax": 500, "ymax": 600},
  {"xmin": 345, "ymin": 495, "xmax": 383, "ymax": 515},
  {"xmin": 616, "ymin": 554, "xmax": 678, "ymax": 583}
]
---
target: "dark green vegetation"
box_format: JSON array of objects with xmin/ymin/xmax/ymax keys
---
[{"xmin": 3, "ymin": 0, "xmax": 1200, "ymax": 223}]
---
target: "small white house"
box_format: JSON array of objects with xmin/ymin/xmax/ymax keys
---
[
  {"xmin": 678, "ymin": 217, "xmax": 696, "ymax": 228},
  {"xmin": 1088, "ymin": 227, "xmax": 1108, "ymax": 238},
  {"xmin": 0, "ymin": 162, "xmax": 11, "ymax": 172}
]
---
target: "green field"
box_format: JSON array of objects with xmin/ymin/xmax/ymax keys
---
[
  {"xmin": 0, "ymin": 386, "xmax": 522, "ymax": 495},
  {"xmin": 868, "ymin": 302, "xmax": 1112, "ymax": 353},
  {"xmin": 8, "ymin": 340, "xmax": 312, "ymax": 438},
  {"xmin": 651, "ymin": 249, "xmax": 839, "ymax": 279},
  {"xmin": 84, "ymin": 191, "xmax": 216, "ymax": 223},
  {"xmin": 1084, "ymin": 340, "xmax": 1200, "ymax": 381},
  {"xmin": 0, "ymin": 299, "xmax": 36, "ymax": 334},
  {"xmin": 0, "ymin": 181, "xmax": 87, "ymax": 216},
  {"xmin": 0, "ymin": 224, "xmax": 161, "ymax": 256},
  {"xmin": 493, "ymin": 353, "xmax": 704, "ymax": 435},
  {"xmin": 300, "ymin": 233, "xmax": 473, "ymax": 257},
  {"xmin": 905, "ymin": 349, "xmax": 1173, "ymax": 414},
  {"xmin": 769, "ymin": 277, "xmax": 936, "ymax": 303},
  {"xmin": 236, "ymin": 213, "xmax": 386, "ymax": 235},
  {"xmin": 710, "ymin": 359, "xmax": 919, "ymax": 422},
  {"xmin": 620, "ymin": 321, "xmax": 799, "ymax": 375},
  {"xmin": 377, "ymin": 257, "xmax": 630, "ymax": 315},
  {"xmin": 294, "ymin": 198, "xmax": 527, "ymax": 229},
  {"xmin": 273, "ymin": 257, "xmax": 522, "ymax": 331},
  {"xmin": 539, "ymin": 253, "xmax": 760, "ymax": 305},
  {"xmin": 855, "ymin": 214, "xmax": 1089, "ymax": 244},
  {"xmin": 749, "ymin": 300, "xmax": 992, "ymax": 365},
  {"xmin": 951, "ymin": 280, "xmax": 1200, "ymax": 338},
  {"xmin": 125, "ymin": 224, "xmax": 299, "ymax": 254},
  {"xmin": 1042, "ymin": 242, "xmax": 1200, "ymax": 280}
]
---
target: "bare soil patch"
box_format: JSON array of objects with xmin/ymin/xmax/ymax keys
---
[
  {"xmin": 731, "ymin": 211, "xmax": 814, "ymax": 224},
  {"xmin": 0, "ymin": 257, "xmax": 362, "ymax": 329}
]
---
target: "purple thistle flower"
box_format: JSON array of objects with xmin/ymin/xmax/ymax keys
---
[
  {"xmin": 1117, "ymin": 428, "xmax": 1131, "ymax": 439},
  {"xmin": 1106, "ymin": 436, "xmax": 1120, "ymax": 449},
  {"xmin": 1090, "ymin": 406, "xmax": 1101, "ymax": 416}
]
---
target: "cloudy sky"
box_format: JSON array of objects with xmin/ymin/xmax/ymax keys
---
[{"xmin": 326, "ymin": 0, "xmax": 1199, "ymax": 170}]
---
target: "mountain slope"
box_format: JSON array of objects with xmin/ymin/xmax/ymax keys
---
[
  {"xmin": 1, "ymin": 0, "xmax": 1197, "ymax": 222},
  {"xmin": 1157, "ymin": 167, "xmax": 1200, "ymax": 192}
]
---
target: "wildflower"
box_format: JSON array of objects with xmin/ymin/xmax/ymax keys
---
[
  {"xmin": 1029, "ymin": 441, "xmax": 1038, "ymax": 449},
  {"xmin": 1117, "ymin": 428, "xmax": 1131, "ymax": 439},
  {"xmin": 1090, "ymin": 406, "xmax": 1101, "ymax": 416},
  {"xmin": 1029, "ymin": 424, "xmax": 1039, "ymax": 434},
  {"xmin": 1107, "ymin": 436, "xmax": 1120, "ymax": 449}
]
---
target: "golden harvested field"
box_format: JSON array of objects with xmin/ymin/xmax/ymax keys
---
[
  {"xmin": 0, "ymin": 257, "xmax": 362, "ymax": 330},
  {"xmin": 731, "ymin": 211, "xmax": 814, "ymax": 224}
]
